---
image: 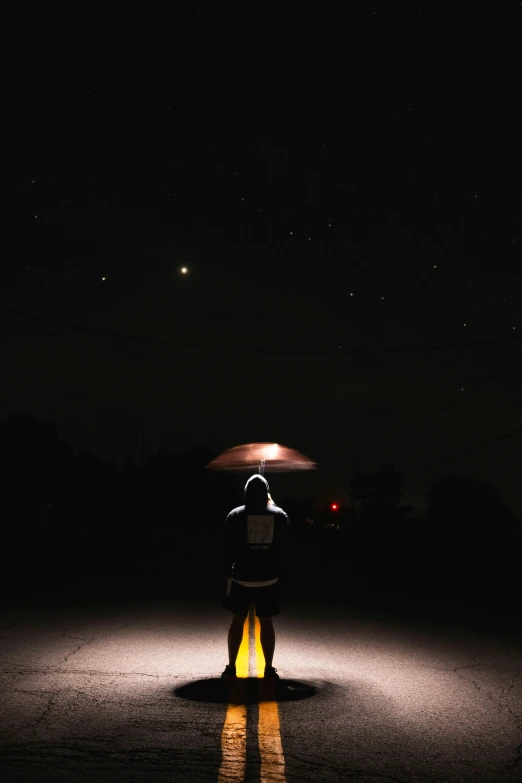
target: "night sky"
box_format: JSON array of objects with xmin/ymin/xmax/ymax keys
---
[{"xmin": 2, "ymin": 4, "xmax": 521, "ymax": 513}]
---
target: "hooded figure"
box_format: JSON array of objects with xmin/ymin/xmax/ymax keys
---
[
  {"xmin": 222, "ymin": 473, "xmax": 290, "ymax": 585},
  {"xmin": 244, "ymin": 473, "xmax": 270, "ymax": 514},
  {"xmin": 221, "ymin": 473, "xmax": 291, "ymax": 682}
]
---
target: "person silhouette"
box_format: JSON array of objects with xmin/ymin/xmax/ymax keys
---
[{"xmin": 221, "ymin": 474, "xmax": 290, "ymax": 681}]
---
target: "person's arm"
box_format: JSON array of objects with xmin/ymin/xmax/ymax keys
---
[
  {"xmin": 223, "ymin": 514, "xmax": 235, "ymax": 578},
  {"xmin": 276, "ymin": 511, "xmax": 291, "ymax": 579}
]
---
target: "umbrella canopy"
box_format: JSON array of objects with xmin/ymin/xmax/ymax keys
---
[{"xmin": 206, "ymin": 442, "xmax": 317, "ymax": 473}]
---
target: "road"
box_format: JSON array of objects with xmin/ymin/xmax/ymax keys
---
[{"xmin": 0, "ymin": 594, "xmax": 521, "ymax": 782}]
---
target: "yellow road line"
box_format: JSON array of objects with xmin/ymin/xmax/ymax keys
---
[
  {"xmin": 218, "ymin": 606, "xmax": 287, "ymax": 783},
  {"xmin": 217, "ymin": 703, "xmax": 247, "ymax": 783},
  {"xmin": 255, "ymin": 614, "xmax": 287, "ymax": 783},
  {"xmin": 217, "ymin": 615, "xmax": 249, "ymax": 783},
  {"xmin": 254, "ymin": 614, "xmax": 264, "ymax": 679},
  {"xmin": 236, "ymin": 612, "xmax": 250, "ymax": 680}
]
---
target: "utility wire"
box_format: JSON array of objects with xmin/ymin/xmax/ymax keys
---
[
  {"xmin": 4, "ymin": 342, "xmax": 521, "ymax": 411},
  {"xmin": 399, "ymin": 346, "xmax": 522, "ymax": 477},
  {"xmin": 5, "ymin": 316, "xmax": 522, "ymax": 479},
  {"xmin": 4, "ymin": 304, "xmax": 521, "ymax": 356},
  {"xmin": 408, "ymin": 346, "xmax": 522, "ymax": 431},
  {"xmin": 5, "ymin": 343, "xmax": 522, "ymax": 482},
  {"xmin": 404, "ymin": 422, "xmax": 522, "ymax": 478}
]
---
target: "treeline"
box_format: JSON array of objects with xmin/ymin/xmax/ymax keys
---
[
  {"xmin": 1, "ymin": 413, "xmax": 240, "ymax": 533},
  {"xmin": 0, "ymin": 413, "xmax": 519, "ymax": 610}
]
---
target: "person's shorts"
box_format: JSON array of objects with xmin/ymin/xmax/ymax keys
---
[{"xmin": 222, "ymin": 580, "xmax": 280, "ymax": 618}]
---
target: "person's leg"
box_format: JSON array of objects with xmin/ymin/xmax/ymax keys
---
[
  {"xmin": 258, "ymin": 615, "xmax": 275, "ymax": 668},
  {"xmin": 228, "ymin": 614, "xmax": 247, "ymax": 667}
]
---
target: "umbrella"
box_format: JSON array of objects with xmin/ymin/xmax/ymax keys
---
[{"xmin": 206, "ymin": 442, "xmax": 317, "ymax": 475}]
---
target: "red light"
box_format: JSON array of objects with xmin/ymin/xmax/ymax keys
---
[{"xmin": 330, "ymin": 503, "xmax": 338, "ymax": 511}]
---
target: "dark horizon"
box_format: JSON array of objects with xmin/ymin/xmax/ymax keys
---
[{"xmin": 2, "ymin": 406, "xmax": 521, "ymax": 518}]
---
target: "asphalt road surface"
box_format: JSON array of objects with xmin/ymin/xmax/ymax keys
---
[{"xmin": 0, "ymin": 594, "xmax": 521, "ymax": 783}]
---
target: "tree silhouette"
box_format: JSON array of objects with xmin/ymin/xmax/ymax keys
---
[
  {"xmin": 0, "ymin": 414, "xmax": 250, "ymax": 597},
  {"xmin": 0, "ymin": 413, "xmax": 75, "ymax": 534},
  {"xmin": 424, "ymin": 473, "xmax": 517, "ymax": 598},
  {"xmin": 349, "ymin": 465, "xmax": 407, "ymax": 525},
  {"xmin": 120, "ymin": 454, "xmax": 139, "ymax": 520},
  {"xmin": 72, "ymin": 451, "xmax": 120, "ymax": 521},
  {"xmin": 426, "ymin": 473, "xmax": 514, "ymax": 544},
  {"xmin": 344, "ymin": 464, "xmax": 422, "ymax": 594},
  {"xmin": 139, "ymin": 446, "xmax": 239, "ymax": 528}
]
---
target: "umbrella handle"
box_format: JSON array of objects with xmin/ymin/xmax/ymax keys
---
[{"xmin": 259, "ymin": 458, "xmax": 265, "ymax": 476}]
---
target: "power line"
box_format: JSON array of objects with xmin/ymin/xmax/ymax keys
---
[
  {"xmin": 4, "ymin": 304, "xmax": 522, "ymax": 356},
  {"xmin": 5, "ymin": 341, "xmax": 522, "ymax": 483},
  {"xmin": 400, "ymin": 347, "xmax": 522, "ymax": 477},
  {"xmin": 404, "ymin": 421, "xmax": 522, "ymax": 478},
  {"xmin": 4, "ymin": 342, "xmax": 520, "ymax": 411},
  {"xmin": 408, "ymin": 346, "xmax": 522, "ymax": 430}
]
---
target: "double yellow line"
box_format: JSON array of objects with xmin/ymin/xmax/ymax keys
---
[{"xmin": 218, "ymin": 606, "xmax": 286, "ymax": 783}]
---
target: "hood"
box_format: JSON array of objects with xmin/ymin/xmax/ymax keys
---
[{"xmin": 244, "ymin": 474, "xmax": 270, "ymax": 511}]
